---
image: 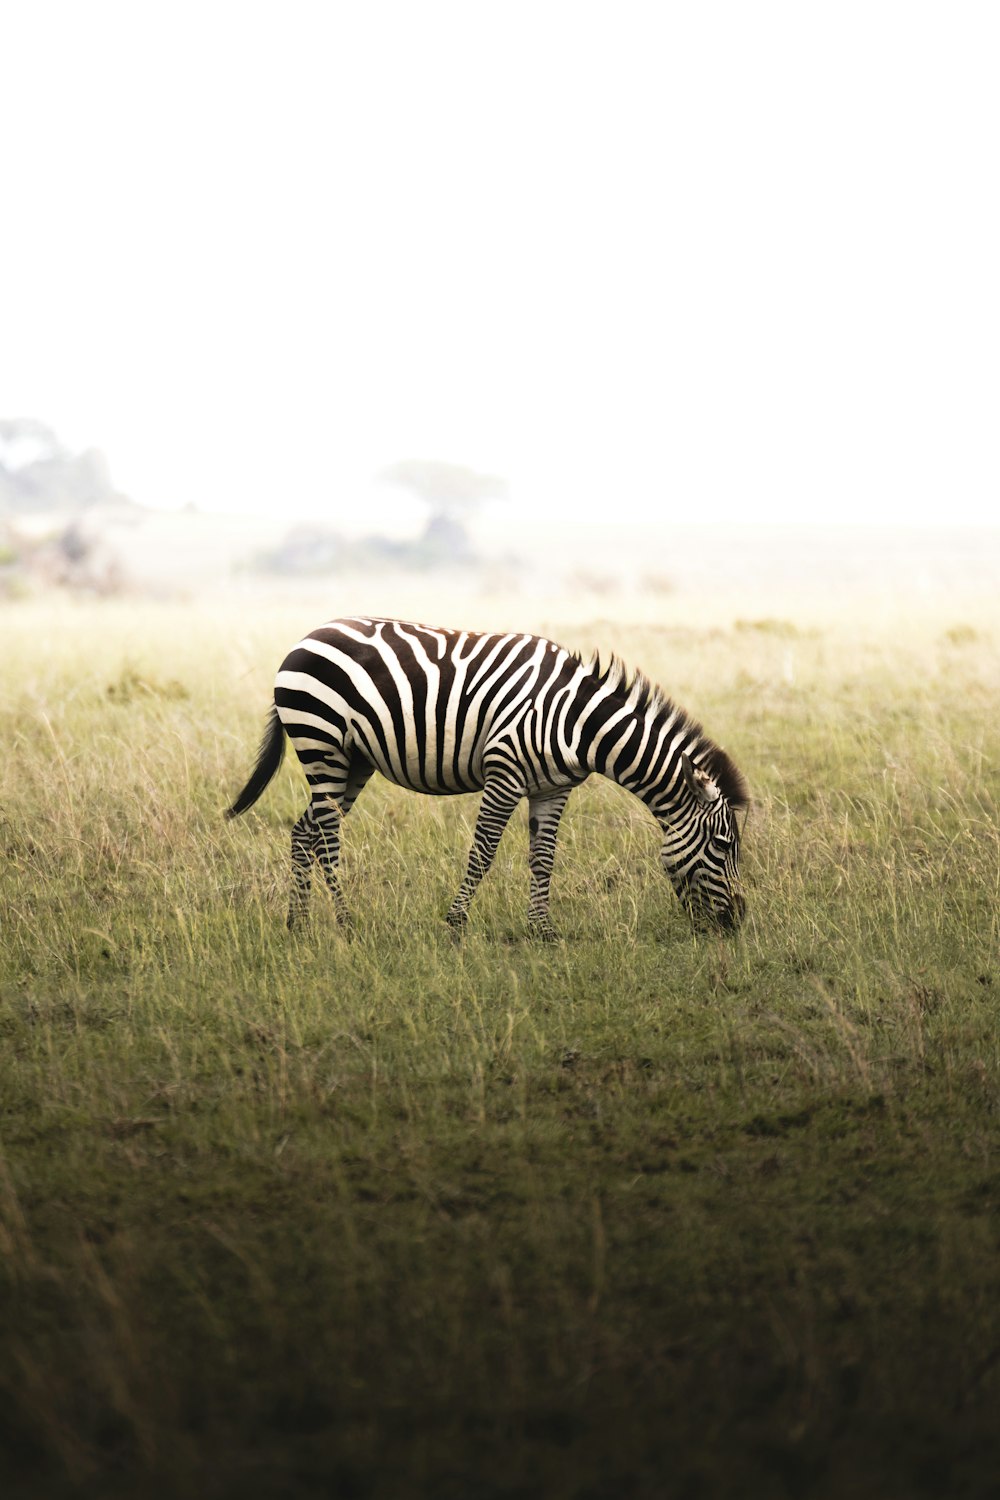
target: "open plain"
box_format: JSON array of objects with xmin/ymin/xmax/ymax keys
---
[{"xmin": 1, "ymin": 578, "xmax": 998, "ymax": 1498}]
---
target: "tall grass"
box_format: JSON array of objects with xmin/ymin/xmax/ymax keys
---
[{"xmin": 1, "ymin": 597, "xmax": 998, "ymax": 1498}]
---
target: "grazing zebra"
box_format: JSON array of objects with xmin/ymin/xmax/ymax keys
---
[{"xmin": 226, "ymin": 616, "xmax": 749, "ymax": 936}]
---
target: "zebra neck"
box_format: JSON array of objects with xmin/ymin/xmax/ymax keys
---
[
  {"xmin": 579, "ymin": 692, "xmax": 691, "ymax": 805},
  {"xmin": 595, "ymin": 704, "xmax": 699, "ymax": 821}
]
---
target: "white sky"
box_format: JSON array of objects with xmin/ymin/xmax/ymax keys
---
[{"xmin": 2, "ymin": 1, "xmax": 998, "ymax": 529}]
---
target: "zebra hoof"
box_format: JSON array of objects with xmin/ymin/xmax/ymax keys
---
[
  {"xmin": 445, "ymin": 910, "xmax": 468, "ymax": 942},
  {"xmin": 529, "ymin": 919, "xmax": 561, "ymax": 943}
]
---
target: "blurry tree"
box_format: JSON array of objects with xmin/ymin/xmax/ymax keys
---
[
  {"xmin": 0, "ymin": 418, "xmax": 62, "ymax": 467},
  {"xmin": 0, "ymin": 418, "xmax": 128, "ymax": 514},
  {"xmin": 379, "ymin": 460, "xmax": 507, "ymax": 519},
  {"xmin": 378, "ymin": 460, "xmax": 507, "ymax": 568}
]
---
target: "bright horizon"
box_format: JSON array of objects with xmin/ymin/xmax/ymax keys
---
[{"xmin": 2, "ymin": 2, "xmax": 998, "ymax": 531}]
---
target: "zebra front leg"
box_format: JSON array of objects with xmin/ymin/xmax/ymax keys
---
[
  {"xmin": 446, "ymin": 775, "xmax": 524, "ymax": 935},
  {"xmin": 527, "ymin": 787, "xmax": 571, "ymax": 941}
]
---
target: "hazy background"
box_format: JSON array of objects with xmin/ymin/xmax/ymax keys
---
[{"xmin": 1, "ymin": 1, "xmax": 998, "ymax": 611}]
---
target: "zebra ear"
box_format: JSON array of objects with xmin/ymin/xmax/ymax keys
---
[{"xmin": 681, "ymin": 753, "xmax": 720, "ymax": 807}]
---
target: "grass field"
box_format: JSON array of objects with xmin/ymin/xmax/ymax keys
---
[{"xmin": 1, "ymin": 594, "xmax": 998, "ymax": 1498}]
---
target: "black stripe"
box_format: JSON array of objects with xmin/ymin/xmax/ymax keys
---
[{"xmin": 389, "ymin": 626, "xmax": 430, "ymax": 786}]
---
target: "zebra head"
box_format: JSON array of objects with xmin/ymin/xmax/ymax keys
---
[{"xmin": 659, "ymin": 753, "xmax": 747, "ymax": 931}]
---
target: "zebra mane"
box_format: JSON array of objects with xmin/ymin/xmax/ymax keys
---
[
  {"xmin": 587, "ymin": 651, "xmax": 669, "ymax": 718},
  {"xmin": 584, "ymin": 651, "xmax": 750, "ymax": 810},
  {"xmin": 698, "ymin": 744, "xmax": 750, "ymax": 811}
]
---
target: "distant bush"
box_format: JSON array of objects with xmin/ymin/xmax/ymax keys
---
[
  {"xmin": 941, "ymin": 624, "xmax": 979, "ymax": 646},
  {"xmin": 733, "ymin": 618, "xmax": 800, "ymax": 638},
  {"xmin": 106, "ymin": 666, "xmax": 189, "ymax": 703}
]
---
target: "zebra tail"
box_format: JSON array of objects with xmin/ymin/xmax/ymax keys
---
[{"xmin": 225, "ymin": 705, "xmax": 286, "ymax": 818}]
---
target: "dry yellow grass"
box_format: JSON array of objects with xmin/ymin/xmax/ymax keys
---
[{"xmin": 1, "ymin": 587, "xmax": 998, "ymax": 1498}]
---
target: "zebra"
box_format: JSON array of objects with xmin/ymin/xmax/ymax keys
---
[{"xmin": 226, "ymin": 616, "xmax": 749, "ymax": 936}]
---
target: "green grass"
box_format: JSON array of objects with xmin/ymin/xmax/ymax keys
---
[{"xmin": 1, "ymin": 599, "xmax": 998, "ymax": 1498}]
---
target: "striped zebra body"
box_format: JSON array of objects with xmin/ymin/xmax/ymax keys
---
[{"xmin": 227, "ymin": 616, "xmax": 749, "ymax": 935}]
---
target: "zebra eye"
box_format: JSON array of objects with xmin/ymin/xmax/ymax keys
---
[{"xmin": 708, "ymin": 833, "xmax": 733, "ymax": 853}]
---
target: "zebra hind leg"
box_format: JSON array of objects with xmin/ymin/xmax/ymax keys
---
[
  {"xmin": 287, "ymin": 746, "xmax": 365, "ymax": 932},
  {"xmin": 312, "ymin": 756, "xmax": 375, "ymax": 929},
  {"xmin": 288, "ymin": 798, "xmax": 353, "ymax": 932},
  {"xmin": 288, "ymin": 805, "xmax": 318, "ymax": 930},
  {"xmin": 312, "ymin": 799, "xmax": 352, "ymax": 929},
  {"xmin": 527, "ymin": 788, "xmax": 571, "ymax": 941}
]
